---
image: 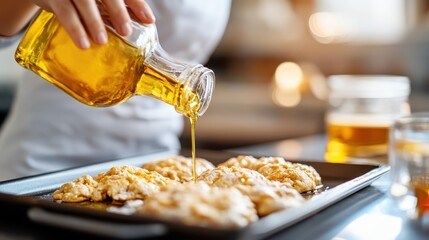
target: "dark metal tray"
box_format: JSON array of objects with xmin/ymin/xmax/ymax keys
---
[{"xmin": 0, "ymin": 149, "xmax": 389, "ymax": 240}]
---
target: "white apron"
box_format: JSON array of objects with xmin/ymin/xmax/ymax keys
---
[{"xmin": 0, "ymin": 0, "xmax": 231, "ymax": 180}]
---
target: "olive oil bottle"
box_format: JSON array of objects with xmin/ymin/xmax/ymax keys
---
[
  {"xmin": 15, "ymin": 10, "xmax": 214, "ymax": 119},
  {"xmin": 15, "ymin": 10, "xmax": 215, "ymax": 181}
]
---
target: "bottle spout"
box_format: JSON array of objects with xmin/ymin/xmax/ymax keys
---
[{"xmin": 179, "ymin": 65, "xmax": 215, "ymax": 118}]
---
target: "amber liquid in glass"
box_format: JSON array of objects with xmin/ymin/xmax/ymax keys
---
[
  {"xmin": 413, "ymin": 179, "xmax": 429, "ymax": 215},
  {"xmin": 325, "ymin": 116, "xmax": 390, "ymax": 163},
  {"xmin": 15, "ymin": 11, "xmax": 201, "ymax": 179},
  {"xmin": 395, "ymin": 140, "xmax": 429, "ymax": 215}
]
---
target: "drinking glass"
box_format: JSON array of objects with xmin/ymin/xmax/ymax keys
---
[{"xmin": 389, "ymin": 113, "xmax": 429, "ymax": 218}]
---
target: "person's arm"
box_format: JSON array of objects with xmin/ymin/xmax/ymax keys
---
[
  {"xmin": 0, "ymin": 0, "xmax": 155, "ymax": 49},
  {"xmin": 0, "ymin": 0, "xmax": 39, "ymax": 37}
]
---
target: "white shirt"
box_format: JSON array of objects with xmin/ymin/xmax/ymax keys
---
[{"xmin": 0, "ymin": 0, "xmax": 231, "ymax": 181}]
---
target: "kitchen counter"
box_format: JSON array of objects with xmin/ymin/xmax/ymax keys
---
[
  {"xmin": 229, "ymin": 134, "xmax": 429, "ymax": 240},
  {"xmin": 0, "ymin": 135, "xmax": 427, "ymax": 240}
]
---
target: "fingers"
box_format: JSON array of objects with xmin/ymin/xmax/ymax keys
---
[
  {"xmin": 48, "ymin": 0, "xmax": 91, "ymax": 49},
  {"xmin": 102, "ymin": 0, "xmax": 132, "ymax": 36},
  {"xmin": 33, "ymin": 0, "xmax": 155, "ymax": 49},
  {"xmin": 72, "ymin": 0, "xmax": 108, "ymax": 45},
  {"xmin": 125, "ymin": 0, "xmax": 155, "ymax": 24}
]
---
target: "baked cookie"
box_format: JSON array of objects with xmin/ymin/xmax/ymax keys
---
[
  {"xmin": 220, "ymin": 155, "xmax": 288, "ymax": 171},
  {"xmin": 293, "ymin": 163, "xmax": 322, "ymax": 186},
  {"xmin": 138, "ymin": 181, "xmax": 258, "ymax": 228},
  {"xmin": 251, "ymin": 157, "xmax": 290, "ymax": 171},
  {"xmin": 219, "ymin": 155, "xmax": 259, "ymax": 169},
  {"xmin": 197, "ymin": 166, "xmax": 304, "ymax": 216},
  {"xmin": 234, "ymin": 184, "xmax": 303, "ymax": 216},
  {"xmin": 257, "ymin": 163, "xmax": 321, "ymax": 193},
  {"xmin": 53, "ymin": 175, "xmax": 97, "ymax": 203},
  {"xmin": 91, "ymin": 165, "xmax": 176, "ymax": 202},
  {"xmin": 142, "ymin": 155, "xmax": 215, "ymax": 182},
  {"xmin": 221, "ymin": 155, "xmax": 322, "ymax": 193},
  {"xmin": 197, "ymin": 165, "xmax": 273, "ymax": 187}
]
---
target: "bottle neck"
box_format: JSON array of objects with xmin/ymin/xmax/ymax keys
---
[{"xmin": 136, "ymin": 44, "xmax": 215, "ymax": 119}]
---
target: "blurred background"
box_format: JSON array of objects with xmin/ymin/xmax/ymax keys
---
[{"xmin": 2, "ymin": 0, "xmax": 429, "ymax": 150}]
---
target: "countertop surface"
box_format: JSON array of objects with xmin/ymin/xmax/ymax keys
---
[
  {"xmin": 230, "ymin": 134, "xmax": 429, "ymax": 240},
  {"xmin": 0, "ymin": 135, "xmax": 427, "ymax": 240}
]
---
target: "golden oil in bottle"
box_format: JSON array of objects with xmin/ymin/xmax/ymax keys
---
[
  {"xmin": 15, "ymin": 10, "xmax": 214, "ymax": 119},
  {"xmin": 15, "ymin": 10, "xmax": 214, "ymax": 181}
]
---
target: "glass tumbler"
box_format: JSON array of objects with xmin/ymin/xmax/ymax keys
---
[{"xmin": 389, "ymin": 113, "xmax": 429, "ymax": 217}]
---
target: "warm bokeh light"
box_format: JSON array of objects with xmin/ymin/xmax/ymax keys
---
[
  {"xmin": 274, "ymin": 62, "xmax": 303, "ymax": 91},
  {"xmin": 308, "ymin": 12, "xmax": 349, "ymax": 44},
  {"xmin": 272, "ymin": 87, "xmax": 301, "ymax": 107},
  {"xmin": 273, "ymin": 62, "xmax": 303, "ymax": 108},
  {"xmin": 272, "ymin": 61, "xmax": 327, "ymax": 107}
]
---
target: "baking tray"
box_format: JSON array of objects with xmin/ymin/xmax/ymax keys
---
[{"xmin": 0, "ymin": 148, "xmax": 389, "ymax": 240}]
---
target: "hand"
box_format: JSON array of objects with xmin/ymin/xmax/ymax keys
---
[{"xmin": 33, "ymin": 0, "xmax": 156, "ymax": 49}]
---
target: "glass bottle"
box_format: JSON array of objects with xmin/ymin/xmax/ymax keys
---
[
  {"xmin": 14, "ymin": 10, "xmax": 215, "ymax": 119},
  {"xmin": 325, "ymin": 75, "xmax": 410, "ymax": 163}
]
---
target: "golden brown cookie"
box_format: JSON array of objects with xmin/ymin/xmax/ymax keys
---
[
  {"xmin": 141, "ymin": 155, "xmax": 215, "ymax": 182},
  {"xmin": 53, "ymin": 175, "xmax": 98, "ymax": 203},
  {"xmin": 252, "ymin": 157, "xmax": 290, "ymax": 171},
  {"xmin": 221, "ymin": 155, "xmax": 322, "ymax": 193},
  {"xmin": 293, "ymin": 163, "xmax": 322, "ymax": 186},
  {"xmin": 91, "ymin": 165, "xmax": 176, "ymax": 202},
  {"xmin": 219, "ymin": 155, "xmax": 259, "ymax": 169},
  {"xmin": 257, "ymin": 163, "xmax": 321, "ymax": 193},
  {"xmin": 197, "ymin": 165, "xmax": 272, "ymax": 187},
  {"xmin": 219, "ymin": 155, "xmax": 289, "ymax": 171},
  {"xmin": 138, "ymin": 181, "xmax": 258, "ymax": 228},
  {"xmin": 197, "ymin": 166, "xmax": 304, "ymax": 216},
  {"xmin": 234, "ymin": 184, "xmax": 303, "ymax": 216}
]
